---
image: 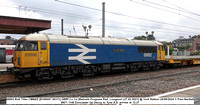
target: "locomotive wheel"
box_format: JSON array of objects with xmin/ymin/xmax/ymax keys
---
[
  {"xmin": 82, "ymin": 69, "xmax": 95, "ymax": 76},
  {"xmin": 60, "ymin": 70, "xmax": 74, "ymax": 79},
  {"xmin": 130, "ymin": 66, "xmax": 138, "ymax": 72}
]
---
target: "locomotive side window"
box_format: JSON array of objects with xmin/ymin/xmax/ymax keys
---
[
  {"xmin": 158, "ymin": 46, "xmax": 160, "ymax": 50},
  {"xmin": 41, "ymin": 42, "xmax": 46, "ymax": 50},
  {"xmin": 161, "ymin": 45, "xmax": 165, "ymax": 51},
  {"xmin": 138, "ymin": 46, "xmax": 157, "ymax": 53},
  {"xmin": 24, "ymin": 41, "xmax": 38, "ymax": 51}
]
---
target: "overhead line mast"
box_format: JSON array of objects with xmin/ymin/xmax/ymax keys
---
[{"xmin": 102, "ymin": 2, "xmax": 105, "ymax": 37}]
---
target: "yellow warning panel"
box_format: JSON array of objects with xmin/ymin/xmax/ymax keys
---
[{"xmin": 193, "ymin": 60, "xmax": 200, "ymax": 65}]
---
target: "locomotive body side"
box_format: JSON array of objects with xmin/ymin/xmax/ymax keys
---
[
  {"xmin": 13, "ymin": 34, "xmax": 164, "ymax": 68},
  {"xmin": 47, "ymin": 34, "xmax": 161, "ymax": 66},
  {"xmin": 49, "ymin": 43, "xmax": 158, "ymax": 66}
]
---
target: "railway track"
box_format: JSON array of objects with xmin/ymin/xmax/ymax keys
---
[
  {"xmin": 28, "ymin": 70, "xmax": 199, "ymax": 97},
  {"xmin": 0, "ymin": 71, "xmax": 17, "ymax": 84},
  {"xmin": 0, "ymin": 81, "xmax": 23, "ymax": 89},
  {"xmin": 0, "ymin": 65, "xmax": 198, "ymax": 88},
  {"xmin": 10, "ymin": 70, "xmax": 200, "ymax": 97},
  {"xmin": 0, "ymin": 66, "xmax": 199, "ymax": 104},
  {"xmin": 0, "ymin": 65, "xmax": 199, "ymax": 89}
]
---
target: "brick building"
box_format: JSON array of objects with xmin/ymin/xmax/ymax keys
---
[
  {"xmin": 172, "ymin": 36, "xmax": 200, "ymax": 52},
  {"xmin": 191, "ymin": 38, "xmax": 200, "ymax": 51}
]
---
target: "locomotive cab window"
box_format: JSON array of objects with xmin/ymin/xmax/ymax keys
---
[
  {"xmin": 24, "ymin": 41, "xmax": 38, "ymax": 51},
  {"xmin": 41, "ymin": 42, "xmax": 46, "ymax": 50},
  {"xmin": 15, "ymin": 41, "xmax": 25, "ymax": 51}
]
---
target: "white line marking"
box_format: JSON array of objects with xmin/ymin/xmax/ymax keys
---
[{"xmin": 151, "ymin": 84, "xmax": 200, "ymax": 98}]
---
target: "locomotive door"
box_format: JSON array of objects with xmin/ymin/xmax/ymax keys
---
[
  {"xmin": 157, "ymin": 45, "xmax": 162, "ymax": 60},
  {"xmin": 39, "ymin": 41, "xmax": 49, "ymax": 66}
]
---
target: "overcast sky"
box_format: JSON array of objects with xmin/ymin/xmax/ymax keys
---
[{"xmin": 0, "ymin": 0, "xmax": 200, "ymax": 41}]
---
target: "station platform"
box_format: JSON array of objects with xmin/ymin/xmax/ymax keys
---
[
  {"xmin": 0, "ymin": 69, "xmax": 6, "ymax": 72},
  {"xmin": 152, "ymin": 84, "xmax": 200, "ymax": 105}
]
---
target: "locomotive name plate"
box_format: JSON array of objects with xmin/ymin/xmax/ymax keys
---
[
  {"xmin": 113, "ymin": 49, "xmax": 124, "ymax": 52},
  {"xmin": 144, "ymin": 53, "xmax": 152, "ymax": 57},
  {"xmin": 25, "ymin": 53, "xmax": 37, "ymax": 57}
]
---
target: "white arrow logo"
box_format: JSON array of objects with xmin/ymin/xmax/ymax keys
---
[{"xmin": 68, "ymin": 44, "xmax": 96, "ymax": 64}]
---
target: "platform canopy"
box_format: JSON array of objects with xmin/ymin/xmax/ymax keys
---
[{"xmin": 0, "ymin": 15, "xmax": 51, "ymax": 34}]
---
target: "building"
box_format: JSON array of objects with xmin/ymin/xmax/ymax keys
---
[
  {"xmin": 172, "ymin": 36, "xmax": 200, "ymax": 52},
  {"xmin": 0, "ymin": 39, "xmax": 13, "ymax": 45},
  {"xmin": 191, "ymin": 38, "xmax": 200, "ymax": 51},
  {"xmin": 0, "ymin": 35, "xmax": 17, "ymax": 45}
]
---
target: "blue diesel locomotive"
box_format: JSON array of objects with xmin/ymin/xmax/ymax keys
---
[{"xmin": 12, "ymin": 34, "xmax": 165, "ymax": 80}]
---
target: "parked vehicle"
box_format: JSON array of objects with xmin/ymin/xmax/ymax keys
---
[{"xmin": 0, "ymin": 45, "xmax": 15, "ymax": 63}]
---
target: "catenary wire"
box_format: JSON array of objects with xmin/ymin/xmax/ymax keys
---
[
  {"xmin": 129, "ymin": 0, "xmax": 200, "ymax": 22},
  {"xmin": 55, "ymin": 0, "xmax": 200, "ymax": 30}
]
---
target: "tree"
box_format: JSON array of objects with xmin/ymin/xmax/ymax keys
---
[
  {"xmin": 177, "ymin": 43, "xmax": 191, "ymax": 51},
  {"xmin": 133, "ymin": 35, "xmax": 147, "ymax": 40},
  {"xmin": 162, "ymin": 42, "xmax": 173, "ymax": 55},
  {"xmin": 5, "ymin": 36, "xmax": 11, "ymax": 39},
  {"xmin": 192, "ymin": 35, "xmax": 200, "ymax": 38},
  {"xmin": 191, "ymin": 51, "xmax": 200, "ymax": 55}
]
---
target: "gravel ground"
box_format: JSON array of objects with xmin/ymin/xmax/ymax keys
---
[
  {"xmin": 41, "ymin": 70, "xmax": 200, "ymax": 97},
  {"xmin": 0, "ymin": 63, "xmax": 15, "ymax": 83},
  {"xmin": 0, "ymin": 57, "xmax": 199, "ymax": 105},
  {"xmin": 0, "ymin": 65, "xmax": 200, "ymax": 101},
  {"xmin": 0, "ymin": 74, "xmax": 16, "ymax": 83}
]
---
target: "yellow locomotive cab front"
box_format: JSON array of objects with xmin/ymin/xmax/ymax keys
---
[{"xmin": 13, "ymin": 40, "xmax": 49, "ymax": 68}]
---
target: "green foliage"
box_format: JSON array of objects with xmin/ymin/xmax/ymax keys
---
[
  {"xmin": 133, "ymin": 36, "xmax": 147, "ymax": 40},
  {"xmin": 5, "ymin": 36, "xmax": 11, "ymax": 39},
  {"xmin": 177, "ymin": 46, "xmax": 185, "ymax": 51},
  {"xmin": 192, "ymin": 35, "xmax": 200, "ymax": 38},
  {"xmin": 165, "ymin": 47, "xmax": 173, "ymax": 55},
  {"xmin": 191, "ymin": 51, "xmax": 200, "ymax": 55},
  {"xmin": 161, "ymin": 42, "xmax": 173, "ymax": 55},
  {"xmin": 177, "ymin": 43, "xmax": 191, "ymax": 51}
]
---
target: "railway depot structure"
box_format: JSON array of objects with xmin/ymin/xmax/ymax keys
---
[{"xmin": 0, "ymin": 15, "xmax": 51, "ymax": 34}]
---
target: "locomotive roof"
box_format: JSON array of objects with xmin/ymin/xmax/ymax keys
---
[{"xmin": 19, "ymin": 34, "xmax": 163, "ymax": 46}]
